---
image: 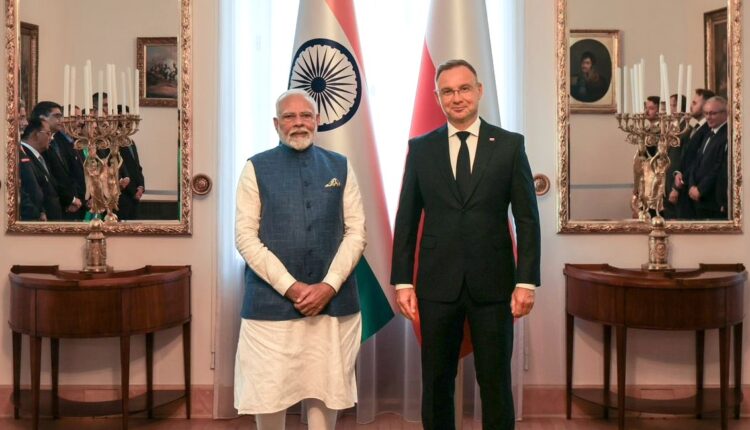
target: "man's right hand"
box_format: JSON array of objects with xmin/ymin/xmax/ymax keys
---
[
  {"xmin": 674, "ymin": 172, "xmax": 684, "ymax": 189},
  {"xmin": 396, "ymin": 288, "xmax": 418, "ymax": 321},
  {"xmin": 284, "ymin": 281, "xmax": 309, "ymax": 304}
]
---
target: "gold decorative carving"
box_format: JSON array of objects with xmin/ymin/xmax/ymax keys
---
[
  {"xmin": 534, "ymin": 173, "xmax": 550, "ymax": 196},
  {"xmin": 556, "ymin": 0, "xmax": 743, "ymax": 234},
  {"xmin": 191, "ymin": 173, "xmax": 212, "ymax": 196},
  {"xmin": 4, "ymin": 0, "xmax": 193, "ymax": 235}
]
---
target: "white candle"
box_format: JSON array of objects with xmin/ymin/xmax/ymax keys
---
[
  {"xmin": 659, "ymin": 55, "xmax": 665, "ymax": 108},
  {"xmin": 112, "ymin": 64, "xmax": 118, "ymax": 114},
  {"xmin": 639, "ymin": 59, "xmax": 645, "ymax": 112},
  {"xmin": 632, "ymin": 65, "xmax": 640, "ymax": 113},
  {"xmin": 615, "ymin": 67, "xmax": 622, "ymax": 114},
  {"xmin": 623, "ymin": 67, "xmax": 630, "ymax": 114},
  {"xmin": 134, "ymin": 71, "xmax": 140, "ymax": 115},
  {"xmin": 686, "ymin": 65, "xmax": 693, "ymax": 110},
  {"xmin": 127, "ymin": 67, "xmax": 133, "ymax": 115},
  {"xmin": 63, "ymin": 65, "xmax": 70, "ymax": 117},
  {"xmin": 631, "ymin": 66, "xmax": 637, "ymax": 114},
  {"xmin": 98, "ymin": 70, "xmax": 104, "ymax": 116},
  {"xmin": 70, "ymin": 66, "xmax": 76, "ymax": 117},
  {"xmin": 121, "ymin": 72, "xmax": 128, "ymax": 114},
  {"xmin": 677, "ymin": 64, "xmax": 684, "ymax": 112},
  {"xmin": 664, "ymin": 62, "xmax": 671, "ymax": 114},
  {"xmin": 86, "ymin": 60, "xmax": 93, "ymax": 114}
]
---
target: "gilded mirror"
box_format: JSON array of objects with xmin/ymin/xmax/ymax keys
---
[
  {"xmin": 5, "ymin": 0, "xmax": 192, "ymax": 234},
  {"xmin": 557, "ymin": 0, "xmax": 742, "ymax": 233}
]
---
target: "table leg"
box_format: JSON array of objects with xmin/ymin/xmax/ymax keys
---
[
  {"xmin": 720, "ymin": 327, "xmax": 729, "ymax": 430},
  {"xmin": 603, "ymin": 325, "xmax": 612, "ymax": 420},
  {"xmin": 121, "ymin": 336, "xmax": 130, "ymax": 430},
  {"xmin": 51, "ymin": 338, "xmax": 59, "ymax": 419},
  {"xmin": 696, "ymin": 330, "xmax": 705, "ymax": 419},
  {"xmin": 12, "ymin": 331, "xmax": 21, "ymax": 419},
  {"xmin": 183, "ymin": 321, "xmax": 191, "ymax": 419},
  {"xmin": 733, "ymin": 322, "xmax": 743, "ymax": 420},
  {"xmin": 30, "ymin": 336, "xmax": 41, "ymax": 430},
  {"xmin": 565, "ymin": 313, "xmax": 573, "ymax": 419},
  {"xmin": 616, "ymin": 326, "xmax": 626, "ymax": 430},
  {"xmin": 146, "ymin": 333, "xmax": 154, "ymax": 419}
]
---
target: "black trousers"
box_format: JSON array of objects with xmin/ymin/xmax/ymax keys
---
[{"xmin": 418, "ymin": 283, "xmax": 515, "ymax": 430}]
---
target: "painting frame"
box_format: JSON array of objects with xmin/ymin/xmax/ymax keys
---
[
  {"xmin": 19, "ymin": 21, "xmax": 38, "ymax": 110},
  {"xmin": 704, "ymin": 7, "xmax": 728, "ymax": 98},
  {"xmin": 569, "ymin": 29, "xmax": 620, "ymax": 114},
  {"xmin": 136, "ymin": 37, "xmax": 178, "ymax": 107}
]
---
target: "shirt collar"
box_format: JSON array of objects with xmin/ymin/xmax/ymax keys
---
[
  {"xmin": 20, "ymin": 141, "xmax": 42, "ymax": 159},
  {"xmin": 447, "ymin": 117, "xmax": 481, "ymax": 138},
  {"xmin": 712, "ymin": 121, "xmax": 727, "ymax": 134}
]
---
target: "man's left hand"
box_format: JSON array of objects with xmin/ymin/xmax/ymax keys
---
[
  {"xmin": 294, "ymin": 282, "xmax": 335, "ymax": 316},
  {"xmin": 510, "ymin": 287, "xmax": 535, "ymax": 318}
]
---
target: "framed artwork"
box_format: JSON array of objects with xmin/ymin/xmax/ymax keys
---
[
  {"xmin": 136, "ymin": 37, "xmax": 178, "ymax": 107},
  {"xmin": 569, "ymin": 30, "xmax": 620, "ymax": 113},
  {"xmin": 19, "ymin": 22, "xmax": 39, "ymax": 109},
  {"xmin": 704, "ymin": 7, "xmax": 728, "ymax": 98}
]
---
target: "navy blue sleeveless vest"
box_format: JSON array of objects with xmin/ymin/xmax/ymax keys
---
[{"xmin": 241, "ymin": 144, "xmax": 360, "ymax": 320}]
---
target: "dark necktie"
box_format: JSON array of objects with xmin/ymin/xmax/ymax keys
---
[
  {"xmin": 701, "ymin": 130, "xmax": 716, "ymax": 154},
  {"xmin": 37, "ymin": 155, "xmax": 49, "ymax": 175},
  {"xmin": 455, "ymin": 131, "xmax": 471, "ymax": 201}
]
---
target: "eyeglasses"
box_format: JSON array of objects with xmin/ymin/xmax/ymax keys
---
[
  {"xmin": 437, "ymin": 84, "xmax": 477, "ymax": 99},
  {"xmin": 279, "ymin": 112, "xmax": 316, "ymax": 123},
  {"xmin": 704, "ymin": 110, "xmax": 727, "ymax": 116}
]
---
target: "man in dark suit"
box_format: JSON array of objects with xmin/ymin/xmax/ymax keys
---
[
  {"xmin": 391, "ymin": 59, "xmax": 541, "ymax": 430},
  {"xmin": 668, "ymin": 89, "xmax": 715, "ymax": 219},
  {"xmin": 688, "ymin": 96, "xmax": 729, "ymax": 219},
  {"xmin": 30, "ymin": 101, "xmax": 83, "ymax": 219},
  {"xmin": 117, "ymin": 140, "xmax": 146, "ymax": 220},
  {"xmin": 19, "ymin": 118, "xmax": 63, "ymax": 220}
]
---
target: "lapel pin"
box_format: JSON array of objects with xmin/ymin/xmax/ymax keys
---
[{"xmin": 325, "ymin": 178, "xmax": 341, "ymax": 188}]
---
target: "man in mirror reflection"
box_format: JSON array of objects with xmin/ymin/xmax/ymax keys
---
[
  {"xmin": 662, "ymin": 94, "xmax": 687, "ymax": 219},
  {"xmin": 18, "ymin": 99, "xmax": 28, "ymax": 137},
  {"xmin": 668, "ymin": 89, "xmax": 717, "ymax": 219},
  {"xmin": 234, "ymin": 89, "xmax": 366, "ymax": 430},
  {"xmin": 92, "ymin": 92, "xmax": 146, "ymax": 221},
  {"xmin": 686, "ymin": 96, "xmax": 729, "ymax": 219},
  {"xmin": 30, "ymin": 101, "xmax": 84, "ymax": 220},
  {"xmin": 19, "ymin": 117, "xmax": 62, "ymax": 221},
  {"xmin": 391, "ymin": 59, "xmax": 540, "ymax": 430}
]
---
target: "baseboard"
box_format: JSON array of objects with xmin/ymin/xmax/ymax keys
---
[
  {"xmin": 0, "ymin": 384, "xmax": 213, "ymax": 418},
  {"xmin": 523, "ymin": 385, "xmax": 750, "ymax": 418}
]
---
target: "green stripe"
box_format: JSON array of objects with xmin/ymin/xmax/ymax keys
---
[{"xmin": 355, "ymin": 258, "xmax": 394, "ymax": 342}]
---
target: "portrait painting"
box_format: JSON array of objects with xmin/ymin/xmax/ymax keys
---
[
  {"xmin": 19, "ymin": 22, "xmax": 39, "ymax": 110},
  {"xmin": 569, "ymin": 30, "xmax": 620, "ymax": 113},
  {"xmin": 137, "ymin": 37, "xmax": 178, "ymax": 107},
  {"xmin": 704, "ymin": 8, "xmax": 728, "ymax": 98}
]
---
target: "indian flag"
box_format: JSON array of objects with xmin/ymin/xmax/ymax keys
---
[
  {"xmin": 289, "ymin": 0, "xmax": 395, "ymax": 342},
  {"xmin": 409, "ymin": 0, "xmax": 525, "ymax": 418}
]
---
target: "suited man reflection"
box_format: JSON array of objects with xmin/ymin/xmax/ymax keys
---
[
  {"xmin": 391, "ymin": 59, "xmax": 541, "ymax": 430},
  {"xmin": 687, "ymin": 96, "xmax": 729, "ymax": 219}
]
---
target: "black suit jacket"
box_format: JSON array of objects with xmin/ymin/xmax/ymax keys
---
[
  {"xmin": 117, "ymin": 143, "xmax": 145, "ymax": 220},
  {"xmin": 391, "ymin": 119, "xmax": 541, "ymax": 303},
  {"xmin": 22, "ymin": 146, "xmax": 63, "ymax": 220},
  {"xmin": 19, "ymin": 147, "xmax": 44, "ymax": 220},
  {"xmin": 687, "ymin": 122, "xmax": 728, "ymax": 213}
]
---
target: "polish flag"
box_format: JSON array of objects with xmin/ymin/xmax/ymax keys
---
[
  {"xmin": 408, "ymin": 0, "xmax": 524, "ymax": 417},
  {"xmin": 289, "ymin": 0, "xmax": 395, "ymax": 341}
]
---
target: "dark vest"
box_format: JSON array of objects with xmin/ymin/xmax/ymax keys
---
[{"xmin": 241, "ymin": 144, "xmax": 360, "ymax": 320}]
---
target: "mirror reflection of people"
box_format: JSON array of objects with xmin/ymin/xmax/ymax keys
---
[
  {"xmin": 571, "ymin": 51, "xmax": 607, "ymax": 102},
  {"xmin": 644, "ymin": 95, "xmax": 660, "ymax": 120},
  {"xmin": 662, "ymin": 94, "xmax": 688, "ymax": 219},
  {"xmin": 18, "ymin": 99, "xmax": 28, "ymax": 138},
  {"xmin": 391, "ymin": 59, "xmax": 540, "ymax": 429},
  {"xmin": 30, "ymin": 101, "xmax": 84, "ymax": 219},
  {"xmin": 234, "ymin": 89, "xmax": 366, "ymax": 429},
  {"xmin": 19, "ymin": 118, "xmax": 62, "ymax": 221},
  {"xmin": 687, "ymin": 96, "xmax": 729, "ymax": 219}
]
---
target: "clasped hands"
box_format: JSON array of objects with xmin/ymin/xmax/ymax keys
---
[{"xmin": 285, "ymin": 281, "xmax": 336, "ymax": 317}]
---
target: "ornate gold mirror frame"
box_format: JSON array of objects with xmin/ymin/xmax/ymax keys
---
[
  {"xmin": 556, "ymin": 0, "xmax": 742, "ymax": 233},
  {"xmin": 4, "ymin": 0, "xmax": 193, "ymax": 235}
]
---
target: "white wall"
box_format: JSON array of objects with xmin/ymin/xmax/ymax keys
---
[
  {"xmin": 525, "ymin": 0, "xmax": 748, "ymax": 387},
  {"xmin": 0, "ymin": 0, "xmax": 218, "ymax": 386},
  {"xmin": 568, "ymin": 0, "xmax": 726, "ymax": 219},
  {"xmin": 20, "ymin": 0, "xmax": 179, "ymax": 198}
]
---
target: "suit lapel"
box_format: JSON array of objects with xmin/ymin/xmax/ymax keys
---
[
  {"xmin": 433, "ymin": 126, "xmax": 462, "ymax": 204},
  {"xmin": 463, "ymin": 120, "xmax": 496, "ymax": 204}
]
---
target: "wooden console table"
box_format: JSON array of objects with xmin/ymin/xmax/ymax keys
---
[
  {"xmin": 9, "ymin": 265, "xmax": 192, "ymax": 430},
  {"xmin": 565, "ymin": 263, "xmax": 746, "ymax": 430}
]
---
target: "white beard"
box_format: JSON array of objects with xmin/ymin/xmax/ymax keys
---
[{"xmin": 282, "ymin": 133, "xmax": 313, "ymax": 151}]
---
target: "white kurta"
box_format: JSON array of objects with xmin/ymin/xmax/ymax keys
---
[{"xmin": 233, "ymin": 155, "xmax": 366, "ymax": 414}]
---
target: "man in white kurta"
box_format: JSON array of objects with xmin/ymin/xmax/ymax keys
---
[{"xmin": 234, "ymin": 89, "xmax": 366, "ymax": 430}]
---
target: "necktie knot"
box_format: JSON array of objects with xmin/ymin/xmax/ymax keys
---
[{"xmin": 456, "ymin": 131, "xmax": 471, "ymax": 143}]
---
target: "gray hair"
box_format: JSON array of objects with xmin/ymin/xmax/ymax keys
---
[
  {"xmin": 275, "ymin": 89, "xmax": 318, "ymax": 116},
  {"xmin": 705, "ymin": 95, "xmax": 728, "ymax": 111}
]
